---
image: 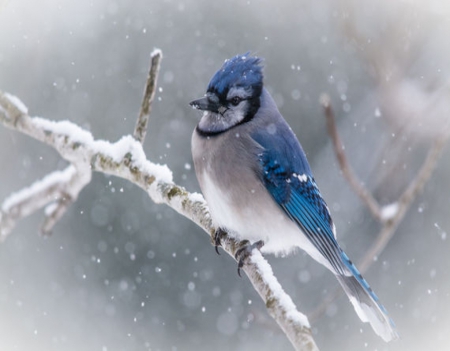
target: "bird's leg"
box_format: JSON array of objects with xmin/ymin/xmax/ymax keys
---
[
  {"xmin": 235, "ymin": 240, "xmax": 265, "ymax": 277},
  {"xmin": 213, "ymin": 228, "xmax": 227, "ymax": 255}
]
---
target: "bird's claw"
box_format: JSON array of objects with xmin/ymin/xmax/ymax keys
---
[
  {"xmin": 235, "ymin": 240, "xmax": 264, "ymax": 277},
  {"xmin": 213, "ymin": 228, "xmax": 227, "ymax": 255}
]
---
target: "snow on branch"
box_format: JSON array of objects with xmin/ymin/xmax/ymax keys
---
[
  {"xmin": 0, "ymin": 51, "xmax": 318, "ymax": 351},
  {"xmin": 1, "ymin": 165, "xmax": 89, "ymax": 237}
]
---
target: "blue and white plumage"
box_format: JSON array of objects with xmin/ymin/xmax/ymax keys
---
[{"xmin": 190, "ymin": 54, "xmax": 398, "ymax": 342}]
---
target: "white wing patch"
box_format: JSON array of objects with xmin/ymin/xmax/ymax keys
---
[{"xmin": 293, "ymin": 173, "xmax": 307, "ymax": 182}]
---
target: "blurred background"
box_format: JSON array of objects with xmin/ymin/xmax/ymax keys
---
[{"xmin": 0, "ymin": 0, "xmax": 449, "ymax": 350}]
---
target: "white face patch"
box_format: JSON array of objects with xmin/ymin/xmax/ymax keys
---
[
  {"xmin": 226, "ymin": 86, "xmax": 252, "ymax": 100},
  {"xmin": 197, "ymin": 99, "xmax": 249, "ymax": 134}
]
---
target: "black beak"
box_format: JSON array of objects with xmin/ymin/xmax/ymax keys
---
[{"xmin": 189, "ymin": 96, "xmax": 221, "ymax": 113}]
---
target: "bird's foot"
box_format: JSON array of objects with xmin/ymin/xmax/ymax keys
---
[
  {"xmin": 213, "ymin": 228, "xmax": 227, "ymax": 255},
  {"xmin": 235, "ymin": 240, "xmax": 265, "ymax": 277}
]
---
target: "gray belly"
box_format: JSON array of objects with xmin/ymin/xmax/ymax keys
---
[{"xmin": 191, "ymin": 127, "xmax": 264, "ymax": 214}]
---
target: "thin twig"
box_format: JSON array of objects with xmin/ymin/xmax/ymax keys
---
[
  {"xmin": 320, "ymin": 94, "xmax": 383, "ymax": 221},
  {"xmin": 41, "ymin": 193, "xmax": 72, "ymax": 235},
  {"xmin": 133, "ymin": 49, "xmax": 162, "ymax": 144}
]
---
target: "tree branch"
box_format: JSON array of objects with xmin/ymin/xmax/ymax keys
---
[
  {"xmin": 134, "ymin": 49, "xmax": 162, "ymax": 144},
  {"xmin": 320, "ymin": 94, "xmax": 383, "ymax": 221},
  {"xmin": 0, "ymin": 82, "xmax": 318, "ymax": 351},
  {"xmin": 0, "ymin": 164, "xmax": 92, "ymax": 238}
]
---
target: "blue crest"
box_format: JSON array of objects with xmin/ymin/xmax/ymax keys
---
[{"xmin": 207, "ymin": 53, "xmax": 263, "ymax": 99}]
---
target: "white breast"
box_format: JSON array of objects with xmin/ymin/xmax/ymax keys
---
[{"xmin": 201, "ymin": 172, "xmax": 333, "ymax": 270}]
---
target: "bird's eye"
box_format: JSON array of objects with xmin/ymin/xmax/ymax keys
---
[{"xmin": 230, "ymin": 96, "xmax": 242, "ymax": 106}]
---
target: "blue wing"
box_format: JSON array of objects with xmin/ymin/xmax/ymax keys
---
[
  {"xmin": 252, "ymin": 126, "xmax": 347, "ymax": 274},
  {"xmin": 252, "ymin": 125, "xmax": 398, "ymax": 341}
]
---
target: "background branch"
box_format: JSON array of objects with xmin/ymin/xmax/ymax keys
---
[
  {"xmin": 310, "ymin": 97, "xmax": 449, "ymax": 322},
  {"xmin": 320, "ymin": 94, "xmax": 383, "ymax": 221},
  {"xmin": 359, "ymin": 131, "xmax": 449, "ymax": 272}
]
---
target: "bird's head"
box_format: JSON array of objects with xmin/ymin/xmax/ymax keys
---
[{"xmin": 190, "ymin": 53, "xmax": 264, "ymax": 135}]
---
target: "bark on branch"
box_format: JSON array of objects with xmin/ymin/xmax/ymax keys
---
[{"xmin": 134, "ymin": 49, "xmax": 162, "ymax": 144}]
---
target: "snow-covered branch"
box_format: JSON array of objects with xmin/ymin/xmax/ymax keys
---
[
  {"xmin": 1, "ymin": 164, "xmax": 90, "ymax": 237},
  {"xmin": 0, "ymin": 53, "xmax": 318, "ymax": 351}
]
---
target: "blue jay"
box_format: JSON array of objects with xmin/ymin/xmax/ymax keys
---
[{"xmin": 190, "ymin": 54, "xmax": 398, "ymax": 342}]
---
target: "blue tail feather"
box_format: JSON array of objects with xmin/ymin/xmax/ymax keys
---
[{"xmin": 337, "ymin": 252, "xmax": 398, "ymax": 342}]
